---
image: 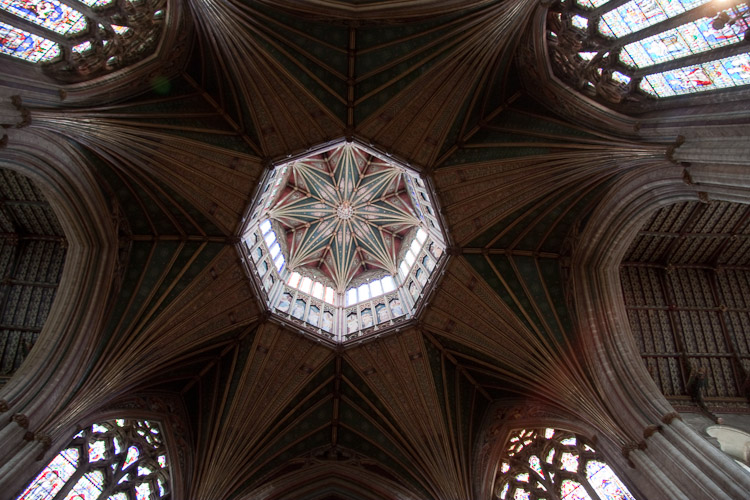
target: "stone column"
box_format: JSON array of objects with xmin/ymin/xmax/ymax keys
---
[{"xmin": 570, "ymin": 161, "xmax": 750, "ymax": 499}]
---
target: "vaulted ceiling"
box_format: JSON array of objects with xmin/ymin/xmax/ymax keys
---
[
  {"xmin": 265, "ymin": 143, "xmax": 421, "ymax": 291},
  {"xmin": 2, "ymin": 1, "xmax": 748, "ymax": 499}
]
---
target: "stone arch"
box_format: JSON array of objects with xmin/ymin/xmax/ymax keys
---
[
  {"xmin": 0, "ymin": 120, "xmax": 119, "ymax": 494},
  {"xmin": 569, "ymin": 160, "xmax": 750, "ymax": 498},
  {"xmin": 11, "ymin": 392, "xmax": 191, "ymax": 500},
  {"xmin": 474, "ymin": 401, "xmax": 642, "ymax": 500}
]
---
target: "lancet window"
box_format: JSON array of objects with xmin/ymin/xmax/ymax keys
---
[
  {"xmin": 495, "ymin": 428, "xmax": 637, "ymax": 500},
  {"xmin": 548, "ymin": 0, "xmax": 750, "ymax": 103},
  {"xmin": 16, "ymin": 419, "xmax": 170, "ymax": 500},
  {"xmin": 0, "ymin": 0, "xmax": 166, "ymax": 81}
]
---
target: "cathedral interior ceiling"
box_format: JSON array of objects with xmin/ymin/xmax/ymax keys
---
[{"xmin": 1, "ymin": 0, "xmax": 747, "ymax": 498}]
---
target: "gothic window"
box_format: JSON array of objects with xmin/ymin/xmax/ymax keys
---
[
  {"xmin": 0, "ymin": 0, "xmax": 166, "ymax": 81},
  {"xmin": 17, "ymin": 419, "xmax": 170, "ymax": 500},
  {"xmin": 547, "ymin": 0, "xmax": 750, "ymax": 103},
  {"xmin": 495, "ymin": 428, "xmax": 636, "ymax": 500}
]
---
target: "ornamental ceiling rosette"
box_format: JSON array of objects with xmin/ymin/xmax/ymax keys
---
[
  {"xmin": 239, "ymin": 139, "xmax": 448, "ymax": 343},
  {"xmin": 268, "ymin": 143, "xmax": 421, "ymax": 292}
]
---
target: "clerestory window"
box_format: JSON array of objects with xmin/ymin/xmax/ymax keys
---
[{"xmin": 547, "ymin": 0, "xmax": 750, "ymax": 103}]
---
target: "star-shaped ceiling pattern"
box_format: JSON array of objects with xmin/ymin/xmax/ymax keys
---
[{"xmin": 269, "ymin": 143, "xmax": 420, "ymax": 292}]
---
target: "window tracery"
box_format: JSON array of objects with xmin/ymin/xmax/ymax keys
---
[
  {"xmin": 16, "ymin": 419, "xmax": 170, "ymax": 500},
  {"xmin": 547, "ymin": 0, "xmax": 750, "ymax": 103},
  {"xmin": 495, "ymin": 428, "xmax": 637, "ymax": 500},
  {"xmin": 0, "ymin": 0, "xmax": 166, "ymax": 81}
]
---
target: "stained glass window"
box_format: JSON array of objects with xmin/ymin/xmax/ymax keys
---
[
  {"xmin": 495, "ymin": 428, "xmax": 637, "ymax": 500},
  {"xmin": 620, "ymin": 5, "xmax": 750, "ymax": 68},
  {"xmin": 0, "ymin": 0, "xmax": 86, "ymax": 36},
  {"xmin": 548, "ymin": 0, "xmax": 750, "ymax": 101},
  {"xmin": 0, "ymin": 21, "xmax": 59, "ymax": 62},
  {"xmin": 641, "ymin": 53, "xmax": 750, "ymax": 96},
  {"xmin": 599, "ymin": 0, "xmax": 711, "ymax": 38},
  {"xmin": 16, "ymin": 419, "xmax": 170, "ymax": 500},
  {"xmin": 0, "ymin": 0, "xmax": 166, "ymax": 82}
]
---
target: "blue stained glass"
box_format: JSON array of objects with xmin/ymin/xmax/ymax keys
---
[
  {"xmin": 561, "ymin": 479, "xmax": 592, "ymax": 500},
  {"xmin": 572, "ymin": 15, "xmax": 589, "ymax": 30},
  {"xmin": 577, "ymin": 0, "xmax": 611, "ymax": 8},
  {"xmin": 513, "ymin": 489, "xmax": 531, "ymax": 500},
  {"xmin": 0, "ymin": 21, "xmax": 58, "ymax": 62},
  {"xmin": 529, "ymin": 455, "xmax": 544, "ymax": 477},
  {"xmin": 586, "ymin": 460, "xmax": 637, "ymax": 500},
  {"xmin": 599, "ymin": 0, "xmax": 711, "ymax": 38},
  {"xmin": 0, "ymin": 0, "xmax": 86, "ymax": 36},
  {"xmin": 641, "ymin": 53, "xmax": 750, "ymax": 96},
  {"xmin": 611, "ymin": 71, "xmax": 631, "ymax": 84},
  {"xmin": 123, "ymin": 446, "xmax": 139, "ymax": 469},
  {"xmin": 18, "ymin": 449, "xmax": 79, "ymax": 500},
  {"xmin": 621, "ymin": 6, "xmax": 749, "ymax": 68},
  {"xmin": 72, "ymin": 40, "xmax": 91, "ymax": 54},
  {"xmin": 88, "ymin": 440, "xmax": 106, "ymax": 462},
  {"xmin": 62, "ymin": 470, "xmax": 103, "ymax": 500}
]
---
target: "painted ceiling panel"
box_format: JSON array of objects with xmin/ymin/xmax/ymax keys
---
[{"xmin": 268, "ymin": 143, "xmax": 420, "ymax": 291}]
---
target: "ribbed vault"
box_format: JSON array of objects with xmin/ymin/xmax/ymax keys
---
[{"xmin": 1, "ymin": 1, "xmax": 748, "ymax": 499}]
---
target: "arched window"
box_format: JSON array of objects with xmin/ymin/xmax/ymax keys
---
[
  {"xmin": 16, "ymin": 419, "xmax": 170, "ymax": 500},
  {"xmin": 495, "ymin": 428, "xmax": 636, "ymax": 500},
  {"xmin": 547, "ymin": 0, "xmax": 750, "ymax": 104},
  {"xmin": 0, "ymin": 0, "xmax": 166, "ymax": 81}
]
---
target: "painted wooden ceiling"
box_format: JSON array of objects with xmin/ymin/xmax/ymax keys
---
[
  {"xmin": 266, "ymin": 143, "xmax": 419, "ymax": 291},
  {"xmin": 0, "ymin": 170, "xmax": 66, "ymax": 385},
  {"xmin": 5, "ymin": 1, "xmax": 744, "ymax": 499}
]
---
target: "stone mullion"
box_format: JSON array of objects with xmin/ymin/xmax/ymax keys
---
[
  {"xmin": 51, "ymin": 442, "xmax": 88, "ymax": 500},
  {"xmin": 99, "ymin": 428, "xmax": 128, "ymax": 499},
  {"xmin": 531, "ymin": 439, "xmax": 561, "ymax": 500},
  {"xmin": 707, "ymin": 269, "xmax": 744, "ymax": 395},
  {"xmin": 578, "ymin": 473, "xmax": 602, "ymax": 500},
  {"xmin": 62, "ymin": 0, "xmax": 118, "ymax": 28},
  {"xmin": 587, "ymin": 0, "xmax": 631, "ymax": 19}
]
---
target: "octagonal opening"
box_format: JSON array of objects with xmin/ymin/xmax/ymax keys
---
[{"xmin": 239, "ymin": 139, "xmax": 448, "ymax": 344}]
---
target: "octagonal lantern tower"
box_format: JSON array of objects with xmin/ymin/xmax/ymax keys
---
[{"xmin": 239, "ymin": 139, "xmax": 448, "ymax": 345}]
